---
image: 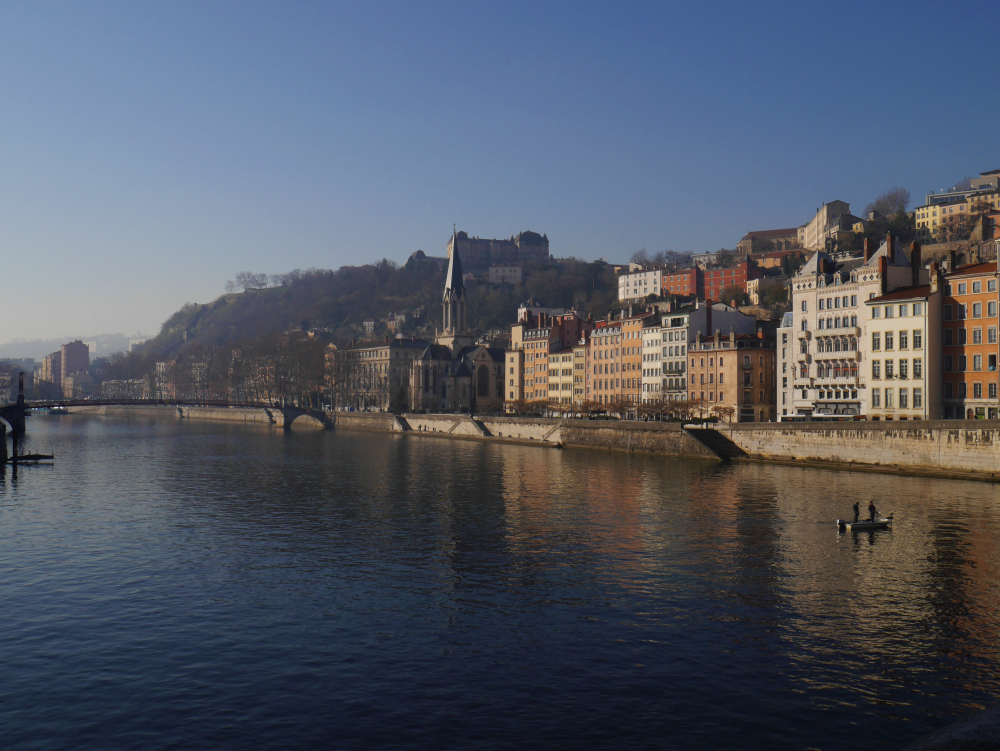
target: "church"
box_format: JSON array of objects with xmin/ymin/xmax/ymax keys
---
[{"xmin": 407, "ymin": 233, "xmax": 507, "ymax": 412}]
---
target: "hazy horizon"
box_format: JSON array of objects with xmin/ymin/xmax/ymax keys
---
[{"xmin": 4, "ymin": 1, "xmax": 998, "ymax": 341}]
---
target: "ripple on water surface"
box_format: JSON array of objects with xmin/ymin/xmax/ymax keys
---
[{"xmin": 1, "ymin": 416, "xmax": 999, "ymax": 750}]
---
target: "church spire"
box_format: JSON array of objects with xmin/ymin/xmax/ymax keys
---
[
  {"xmin": 445, "ymin": 226, "xmax": 464, "ymax": 297},
  {"xmin": 442, "ymin": 227, "xmax": 466, "ymax": 337}
]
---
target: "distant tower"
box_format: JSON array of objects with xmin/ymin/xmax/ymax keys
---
[{"xmin": 438, "ymin": 228, "xmax": 473, "ymax": 353}]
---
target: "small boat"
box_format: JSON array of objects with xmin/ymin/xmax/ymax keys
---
[
  {"xmin": 48, "ymin": 406, "xmax": 68, "ymax": 415},
  {"xmin": 837, "ymin": 514, "xmax": 893, "ymax": 532}
]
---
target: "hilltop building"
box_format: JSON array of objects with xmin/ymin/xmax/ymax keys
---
[{"xmin": 447, "ymin": 230, "xmax": 549, "ymax": 271}]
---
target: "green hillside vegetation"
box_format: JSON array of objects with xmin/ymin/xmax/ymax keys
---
[{"xmin": 142, "ymin": 257, "xmax": 626, "ymax": 358}]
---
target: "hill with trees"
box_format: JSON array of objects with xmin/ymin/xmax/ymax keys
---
[{"xmin": 138, "ymin": 256, "xmax": 627, "ymax": 360}]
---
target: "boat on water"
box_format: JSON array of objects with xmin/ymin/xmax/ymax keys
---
[
  {"xmin": 837, "ymin": 514, "xmax": 893, "ymax": 532},
  {"xmin": 48, "ymin": 406, "xmax": 68, "ymax": 415}
]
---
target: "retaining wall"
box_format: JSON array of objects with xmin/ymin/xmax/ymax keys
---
[{"xmin": 718, "ymin": 421, "xmax": 1000, "ymax": 478}]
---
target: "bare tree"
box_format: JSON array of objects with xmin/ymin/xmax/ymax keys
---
[
  {"xmin": 864, "ymin": 187, "xmax": 911, "ymax": 218},
  {"xmin": 225, "ymin": 280, "xmax": 237, "ymax": 294},
  {"xmin": 630, "ymin": 248, "xmax": 650, "ymax": 265}
]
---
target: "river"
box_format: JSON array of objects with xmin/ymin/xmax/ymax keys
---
[{"xmin": 2, "ymin": 415, "xmax": 999, "ymax": 750}]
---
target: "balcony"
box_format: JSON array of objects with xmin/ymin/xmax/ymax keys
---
[{"xmin": 796, "ymin": 330, "xmax": 812, "ymax": 340}]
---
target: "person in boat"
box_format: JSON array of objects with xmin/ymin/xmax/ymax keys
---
[
  {"xmin": 852, "ymin": 502, "xmax": 860, "ymax": 523},
  {"xmin": 868, "ymin": 501, "xmax": 877, "ymax": 522}
]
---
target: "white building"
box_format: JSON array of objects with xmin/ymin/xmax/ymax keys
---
[
  {"xmin": 784, "ymin": 235, "xmax": 925, "ymax": 420},
  {"xmin": 863, "ymin": 271, "xmax": 942, "ymax": 421},
  {"xmin": 618, "ymin": 268, "xmax": 662, "ymax": 303}
]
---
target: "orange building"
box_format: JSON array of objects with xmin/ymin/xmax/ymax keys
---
[
  {"xmin": 587, "ymin": 319, "xmax": 623, "ymax": 407},
  {"xmin": 619, "ymin": 310, "xmax": 656, "ymax": 410},
  {"xmin": 702, "ymin": 259, "xmax": 762, "ymax": 301},
  {"xmin": 662, "ymin": 267, "xmax": 701, "ymax": 297},
  {"xmin": 688, "ymin": 331, "xmax": 777, "ymax": 422},
  {"xmin": 941, "ymin": 261, "xmax": 1000, "ymax": 419},
  {"xmin": 507, "ymin": 310, "xmax": 591, "ymax": 406}
]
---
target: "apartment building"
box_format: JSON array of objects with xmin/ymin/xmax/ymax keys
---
[
  {"xmin": 688, "ymin": 331, "xmax": 777, "ymax": 422},
  {"xmin": 641, "ymin": 321, "xmax": 665, "ymax": 402},
  {"xmin": 941, "ymin": 261, "xmax": 1000, "ymax": 419},
  {"xmin": 619, "ymin": 311, "xmax": 655, "ymax": 409},
  {"xmin": 588, "ymin": 320, "xmax": 623, "ymax": 407},
  {"xmin": 572, "ymin": 338, "xmax": 588, "ymax": 405},
  {"xmin": 508, "ymin": 310, "xmax": 591, "ymax": 405},
  {"xmin": 662, "ymin": 267, "xmax": 701, "ymax": 297},
  {"xmin": 618, "ymin": 268, "xmax": 663, "ymax": 303},
  {"xmin": 786, "ymin": 235, "xmax": 925, "ymax": 419},
  {"xmin": 798, "ymin": 200, "xmax": 852, "ymax": 250},
  {"xmin": 702, "ymin": 259, "xmax": 761, "ymax": 301},
  {"xmin": 864, "ymin": 273, "xmax": 942, "ymax": 420},
  {"xmin": 488, "ymin": 265, "xmax": 522, "ymax": 284}
]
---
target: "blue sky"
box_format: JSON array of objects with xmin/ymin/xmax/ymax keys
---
[{"xmin": 2, "ymin": 1, "xmax": 998, "ymax": 342}]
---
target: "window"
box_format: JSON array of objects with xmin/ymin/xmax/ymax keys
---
[
  {"xmin": 959, "ymin": 304, "xmax": 967, "ymax": 320},
  {"xmin": 899, "ymin": 304, "xmax": 909, "ymax": 317},
  {"xmin": 819, "ymin": 299, "xmax": 825, "ymax": 310},
  {"xmin": 801, "ymin": 301, "xmax": 808, "ymax": 312},
  {"xmin": 944, "ymin": 305, "xmax": 953, "ymax": 320},
  {"xmin": 914, "ymin": 330, "xmax": 923, "ymax": 349},
  {"xmin": 944, "ymin": 382, "xmax": 953, "ymax": 399},
  {"xmin": 974, "ymin": 281, "xmax": 982, "ymax": 294},
  {"xmin": 885, "ymin": 305, "xmax": 894, "ymax": 318},
  {"xmin": 819, "ymin": 319, "xmax": 825, "ymax": 330},
  {"xmin": 991, "ymin": 383, "xmax": 998, "ymax": 399},
  {"xmin": 959, "ymin": 328, "xmax": 967, "ymax": 344},
  {"xmin": 944, "ymin": 355, "xmax": 953, "ymax": 372},
  {"xmin": 900, "ymin": 359, "xmax": 908, "ymax": 379},
  {"xmin": 974, "ymin": 382, "xmax": 983, "ymax": 398},
  {"xmin": 959, "ymin": 355, "xmax": 968, "ymax": 372},
  {"xmin": 872, "ymin": 360, "xmax": 881, "ymax": 379},
  {"xmin": 885, "ymin": 388, "xmax": 894, "ymax": 408},
  {"xmin": 975, "ymin": 355, "xmax": 983, "ymax": 372},
  {"xmin": 944, "ymin": 329, "xmax": 953, "ymax": 345},
  {"xmin": 974, "ymin": 303, "xmax": 983, "ymax": 318},
  {"xmin": 958, "ymin": 283, "xmax": 967, "ymax": 295},
  {"xmin": 914, "ymin": 388, "xmax": 923, "ymax": 408},
  {"xmin": 914, "ymin": 303, "xmax": 923, "ymax": 315},
  {"xmin": 990, "ymin": 280, "xmax": 997, "ymax": 292},
  {"xmin": 899, "ymin": 331, "xmax": 908, "ymax": 349},
  {"xmin": 885, "ymin": 332, "xmax": 894, "ymax": 350},
  {"xmin": 801, "ymin": 319, "xmax": 808, "ymax": 331},
  {"xmin": 900, "ymin": 388, "xmax": 908, "ymax": 409},
  {"xmin": 914, "ymin": 359, "xmax": 922, "ymax": 378},
  {"xmin": 991, "ymin": 355, "xmax": 998, "ymax": 372},
  {"xmin": 851, "ymin": 295, "xmax": 858, "ymax": 306},
  {"xmin": 834, "ymin": 298, "xmax": 841, "ymax": 309},
  {"xmin": 872, "ymin": 388, "xmax": 881, "ymax": 408},
  {"xmin": 958, "ymin": 383, "xmax": 967, "ymax": 398},
  {"xmin": 872, "ymin": 307, "xmax": 881, "ymax": 319},
  {"xmin": 872, "ymin": 333, "xmax": 881, "ymax": 351},
  {"xmin": 885, "ymin": 360, "xmax": 894, "ymax": 378},
  {"xmin": 974, "ymin": 328, "xmax": 983, "ymax": 344}
]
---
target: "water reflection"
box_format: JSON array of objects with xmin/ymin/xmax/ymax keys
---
[{"xmin": 2, "ymin": 417, "xmax": 1000, "ymax": 750}]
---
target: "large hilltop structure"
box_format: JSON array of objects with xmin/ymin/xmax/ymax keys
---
[{"xmin": 446, "ymin": 229, "xmax": 549, "ymax": 270}]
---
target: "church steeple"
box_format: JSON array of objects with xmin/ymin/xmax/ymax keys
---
[{"xmin": 442, "ymin": 227, "xmax": 466, "ymax": 335}]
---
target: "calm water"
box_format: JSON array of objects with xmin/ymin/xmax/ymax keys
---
[{"xmin": 3, "ymin": 416, "xmax": 1000, "ymax": 750}]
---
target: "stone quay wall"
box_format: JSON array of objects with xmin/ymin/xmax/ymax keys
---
[
  {"xmin": 717, "ymin": 421, "xmax": 1000, "ymax": 478},
  {"xmin": 70, "ymin": 404, "xmax": 285, "ymax": 426}
]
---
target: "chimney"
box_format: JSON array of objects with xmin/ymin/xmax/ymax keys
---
[
  {"xmin": 714, "ymin": 329, "xmax": 720, "ymax": 347},
  {"xmin": 730, "ymin": 327, "xmax": 735, "ymax": 348},
  {"xmin": 930, "ymin": 261, "xmax": 939, "ymax": 294},
  {"xmin": 949, "ymin": 249, "xmax": 957, "ymax": 272},
  {"xmin": 879, "ymin": 255, "xmax": 888, "ymax": 295},
  {"xmin": 864, "ymin": 237, "xmax": 873, "ymax": 263},
  {"xmin": 886, "ymin": 231, "xmax": 895, "ymax": 264},
  {"xmin": 910, "ymin": 242, "xmax": 921, "ymax": 287}
]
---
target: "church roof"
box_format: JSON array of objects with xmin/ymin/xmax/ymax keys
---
[{"xmin": 454, "ymin": 361, "xmax": 472, "ymax": 378}]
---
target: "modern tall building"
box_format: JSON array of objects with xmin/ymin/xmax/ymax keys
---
[{"xmin": 61, "ymin": 340, "xmax": 90, "ymax": 398}]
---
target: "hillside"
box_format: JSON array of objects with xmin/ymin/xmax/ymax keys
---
[{"xmin": 141, "ymin": 257, "xmax": 624, "ymax": 358}]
